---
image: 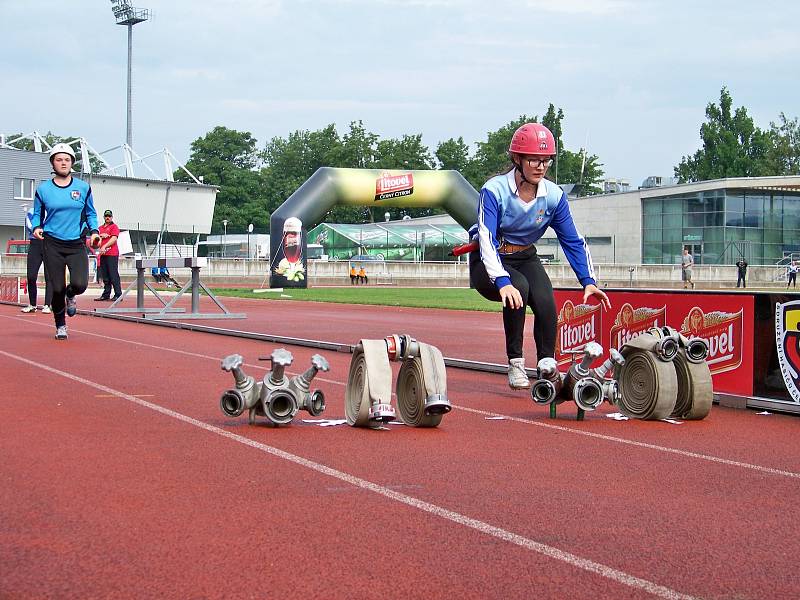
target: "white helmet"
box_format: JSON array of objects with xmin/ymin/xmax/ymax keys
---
[{"xmin": 49, "ymin": 143, "xmax": 76, "ymax": 162}]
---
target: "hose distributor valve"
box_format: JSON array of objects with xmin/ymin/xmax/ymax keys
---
[{"xmin": 220, "ymin": 349, "xmax": 331, "ymax": 426}]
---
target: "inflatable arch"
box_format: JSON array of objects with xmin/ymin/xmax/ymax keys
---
[{"xmin": 269, "ymin": 167, "xmax": 478, "ymax": 288}]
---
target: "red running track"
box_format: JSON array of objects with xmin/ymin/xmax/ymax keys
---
[{"xmin": 1, "ymin": 298, "xmax": 799, "ymax": 599}]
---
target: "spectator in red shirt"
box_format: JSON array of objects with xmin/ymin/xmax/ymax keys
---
[{"xmin": 94, "ymin": 209, "xmax": 122, "ymax": 301}]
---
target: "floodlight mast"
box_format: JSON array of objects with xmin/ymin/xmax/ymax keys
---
[{"xmin": 110, "ymin": 0, "xmax": 149, "ymax": 151}]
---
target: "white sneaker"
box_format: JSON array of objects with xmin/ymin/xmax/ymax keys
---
[
  {"xmin": 508, "ymin": 358, "xmax": 530, "ymax": 390},
  {"xmin": 21, "ymin": 305, "xmax": 36, "ymax": 313},
  {"xmin": 42, "ymin": 305, "xmax": 52, "ymax": 314},
  {"xmin": 55, "ymin": 325, "xmax": 68, "ymax": 340}
]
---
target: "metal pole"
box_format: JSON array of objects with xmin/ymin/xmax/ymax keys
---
[
  {"xmin": 21, "ymin": 204, "xmax": 28, "ymax": 240},
  {"xmin": 137, "ymin": 266, "xmax": 145, "ymax": 308},
  {"xmin": 126, "ymin": 24, "xmax": 133, "ymax": 147},
  {"xmin": 191, "ymin": 267, "xmax": 200, "ymax": 313}
]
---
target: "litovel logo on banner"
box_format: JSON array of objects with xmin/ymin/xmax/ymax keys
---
[{"xmin": 775, "ymin": 300, "xmax": 800, "ymax": 403}]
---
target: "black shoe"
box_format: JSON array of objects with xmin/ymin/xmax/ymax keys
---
[
  {"xmin": 111, "ymin": 295, "xmax": 122, "ymax": 301},
  {"xmin": 94, "ymin": 296, "xmax": 111, "ymax": 302}
]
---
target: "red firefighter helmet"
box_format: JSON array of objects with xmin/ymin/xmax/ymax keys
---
[{"xmin": 508, "ymin": 123, "xmax": 556, "ymax": 155}]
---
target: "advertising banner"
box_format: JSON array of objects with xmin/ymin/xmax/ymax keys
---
[
  {"xmin": 0, "ymin": 276, "xmax": 22, "ymax": 303},
  {"xmin": 269, "ymin": 167, "xmax": 479, "ymax": 288},
  {"xmin": 271, "ymin": 217, "xmax": 307, "ymax": 288},
  {"xmin": 553, "ymin": 290, "xmax": 755, "ymax": 397}
]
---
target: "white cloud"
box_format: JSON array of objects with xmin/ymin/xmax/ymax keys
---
[
  {"xmin": 222, "ymin": 98, "xmax": 460, "ymax": 112},
  {"xmin": 521, "ymin": 0, "xmax": 639, "ymax": 15}
]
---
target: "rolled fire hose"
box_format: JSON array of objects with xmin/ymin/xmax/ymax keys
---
[
  {"xmin": 615, "ymin": 332, "xmax": 678, "ymax": 420},
  {"xmin": 346, "ymin": 339, "xmax": 394, "ymax": 428},
  {"xmin": 396, "ymin": 342, "xmax": 450, "ymax": 427},
  {"xmin": 670, "ymin": 349, "xmax": 713, "ymax": 420}
]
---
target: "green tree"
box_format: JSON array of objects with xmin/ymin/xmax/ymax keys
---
[
  {"xmin": 374, "ymin": 134, "xmax": 433, "ymax": 170},
  {"xmin": 467, "ymin": 114, "xmax": 534, "ymax": 188},
  {"xmin": 177, "ymin": 126, "xmax": 266, "ymax": 233},
  {"xmin": 675, "ymin": 87, "xmax": 772, "ymax": 182},
  {"xmin": 332, "ymin": 120, "xmax": 377, "ymax": 169},
  {"xmin": 766, "ymin": 113, "xmax": 800, "ymax": 175},
  {"xmin": 556, "ymin": 148, "xmax": 604, "ymax": 196},
  {"xmin": 435, "ymin": 137, "xmax": 471, "ymax": 172},
  {"xmin": 261, "ymin": 125, "xmax": 341, "ymax": 215}
]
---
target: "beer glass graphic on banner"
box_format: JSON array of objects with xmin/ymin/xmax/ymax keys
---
[{"xmin": 283, "ymin": 217, "xmax": 302, "ymax": 264}]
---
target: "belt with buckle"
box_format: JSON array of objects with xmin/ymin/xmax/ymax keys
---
[{"xmin": 498, "ymin": 241, "xmax": 534, "ymax": 255}]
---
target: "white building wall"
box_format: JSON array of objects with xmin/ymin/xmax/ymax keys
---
[
  {"xmin": 82, "ymin": 174, "xmax": 217, "ymax": 234},
  {"xmin": 541, "ymin": 190, "xmax": 643, "ymax": 264}
]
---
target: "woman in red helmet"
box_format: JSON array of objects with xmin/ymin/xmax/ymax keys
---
[{"xmin": 469, "ymin": 123, "xmax": 611, "ymax": 390}]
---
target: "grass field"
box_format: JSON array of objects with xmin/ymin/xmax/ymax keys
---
[{"xmin": 210, "ymin": 287, "xmax": 509, "ymax": 312}]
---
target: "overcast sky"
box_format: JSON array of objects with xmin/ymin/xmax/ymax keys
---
[{"xmin": 3, "ymin": 1, "xmax": 799, "ymax": 188}]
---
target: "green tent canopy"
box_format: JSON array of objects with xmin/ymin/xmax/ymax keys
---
[{"xmin": 308, "ymin": 221, "xmax": 469, "ymax": 262}]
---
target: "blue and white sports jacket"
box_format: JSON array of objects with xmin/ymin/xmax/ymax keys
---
[
  {"xmin": 477, "ymin": 170, "xmax": 596, "ymax": 290},
  {"xmin": 31, "ymin": 177, "xmax": 98, "ymax": 242}
]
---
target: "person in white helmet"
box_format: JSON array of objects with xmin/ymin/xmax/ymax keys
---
[
  {"xmin": 30, "ymin": 143, "xmax": 101, "ymax": 340},
  {"xmin": 469, "ymin": 123, "xmax": 610, "ymax": 390}
]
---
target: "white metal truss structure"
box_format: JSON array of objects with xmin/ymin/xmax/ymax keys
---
[{"xmin": 0, "ymin": 131, "xmax": 201, "ymax": 184}]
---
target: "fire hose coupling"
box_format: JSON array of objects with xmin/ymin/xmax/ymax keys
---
[
  {"xmin": 646, "ymin": 327, "xmax": 680, "ymax": 362},
  {"xmin": 369, "ymin": 402, "xmax": 397, "ymax": 422},
  {"xmin": 601, "ymin": 379, "xmax": 622, "ymax": 405},
  {"xmin": 679, "ymin": 334, "xmax": 710, "ymax": 363},
  {"xmin": 220, "ymin": 354, "xmax": 261, "ymax": 418},
  {"xmin": 530, "ymin": 358, "xmax": 563, "ymax": 405},
  {"xmin": 572, "ymin": 377, "xmax": 605, "ymax": 411},
  {"xmin": 384, "ymin": 334, "xmax": 420, "ymax": 361}
]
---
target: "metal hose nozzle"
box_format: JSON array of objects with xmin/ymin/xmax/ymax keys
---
[
  {"xmin": 220, "ymin": 389, "xmax": 247, "ymax": 417},
  {"xmin": 531, "ymin": 379, "xmax": 558, "ymax": 405},
  {"xmin": 573, "ymin": 376, "xmax": 605, "ymax": 411},
  {"xmin": 682, "ymin": 336, "xmax": 709, "ymax": 363},
  {"xmin": 304, "ymin": 390, "xmax": 326, "ymax": 417},
  {"xmin": 262, "ymin": 389, "xmax": 298, "ymax": 425}
]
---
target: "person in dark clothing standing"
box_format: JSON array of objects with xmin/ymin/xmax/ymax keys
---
[
  {"xmin": 736, "ymin": 258, "xmax": 748, "ymax": 288},
  {"xmin": 20, "ymin": 206, "xmax": 53, "ymax": 314},
  {"xmin": 31, "ymin": 143, "xmax": 100, "ymax": 340},
  {"xmin": 94, "ymin": 209, "xmax": 122, "ymax": 301},
  {"xmin": 788, "ymin": 261, "xmax": 799, "ymax": 289}
]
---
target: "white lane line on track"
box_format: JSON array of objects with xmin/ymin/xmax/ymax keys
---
[
  {"xmin": 0, "ymin": 348, "xmax": 697, "ymax": 600},
  {"xmin": 3, "ymin": 315, "xmax": 341, "ymax": 385},
  {"xmin": 6, "ymin": 314, "xmax": 799, "ymax": 480}
]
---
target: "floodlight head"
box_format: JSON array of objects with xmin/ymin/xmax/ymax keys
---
[{"xmin": 110, "ymin": 0, "xmax": 149, "ymax": 25}]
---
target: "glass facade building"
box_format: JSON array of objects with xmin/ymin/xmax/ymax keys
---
[{"xmin": 642, "ymin": 187, "xmax": 800, "ymax": 265}]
